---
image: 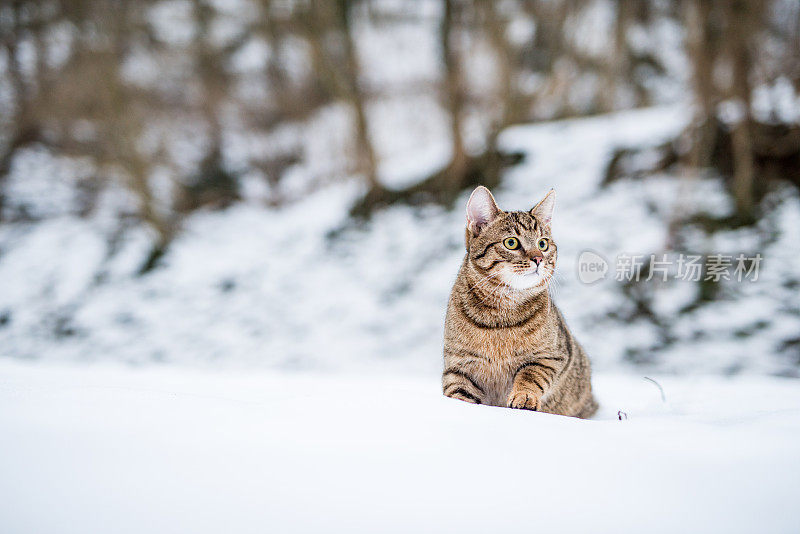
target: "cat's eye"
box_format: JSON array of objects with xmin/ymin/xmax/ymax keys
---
[
  {"xmin": 537, "ymin": 238, "xmax": 549, "ymax": 251},
  {"xmin": 503, "ymin": 237, "xmax": 520, "ymax": 250}
]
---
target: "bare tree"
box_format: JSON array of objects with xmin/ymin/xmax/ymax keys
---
[
  {"xmin": 724, "ymin": 0, "xmax": 766, "ymax": 219},
  {"xmin": 295, "ymin": 0, "xmax": 380, "ymax": 190},
  {"xmin": 180, "ymin": 0, "xmax": 239, "ymax": 211},
  {"xmin": 440, "ymin": 0, "xmax": 469, "ymax": 191}
]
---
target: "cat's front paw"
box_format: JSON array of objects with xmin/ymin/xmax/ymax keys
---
[
  {"xmin": 507, "ymin": 390, "xmax": 540, "ymax": 411},
  {"xmin": 446, "ymin": 390, "xmax": 481, "ymax": 404}
]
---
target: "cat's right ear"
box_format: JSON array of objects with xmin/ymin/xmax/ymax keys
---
[{"xmin": 466, "ymin": 186, "xmax": 501, "ymax": 236}]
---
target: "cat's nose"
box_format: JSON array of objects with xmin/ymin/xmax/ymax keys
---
[{"xmin": 532, "ymin": 256, "xmax": 543, "ymax": 266}]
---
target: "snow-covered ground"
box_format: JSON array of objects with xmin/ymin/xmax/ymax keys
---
[
  {"xmin": 2, "ymin": 2, "xmax": 799, "ymax": 529},
  {"xmin": 1, "ymin": 359, "xmax": 799, "ymax": 533},
  {"xmin": 2, "ymin": 104, "xmax": 799, "ymax": 531}
]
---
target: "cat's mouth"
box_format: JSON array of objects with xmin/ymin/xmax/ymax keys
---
[
  {"xmin": 523, "ymin": 268, "xmax": 549, "ymax": 284},
  {"xmin": 504, "ymin": 266, "xmax": 551, "ymax": 291}
]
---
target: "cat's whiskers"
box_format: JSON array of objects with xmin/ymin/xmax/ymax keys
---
[
  {"xmin": 547, "ymin": 270, "xmax": 561, "ymax": 294},
  {"xmin": 469, "ymin": 269, "xmax": 502, "ymax": 289},
  {"xmin": 468, "ymin": 271, "xmax": 502, "ymax": 295},
  {"xmin": 477, "ymin": 275, "xmax": 514, "ymax": 307},
  {"xmin": 469, "ymin": 271, "xmax": 521, "ymax": 308},
  {"xmin": 474, "ymin": 274, "xmax": 501, "ymax": 292},
  {"xmin": 544, "ymin": 270, "xmax": 560, "ymax": 313},
  {"xmin": 478, "ymin": 281, "xmax": 505, "ymax": 306}
]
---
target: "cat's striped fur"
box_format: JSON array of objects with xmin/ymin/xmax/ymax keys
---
[{"xmin": 442, "ymin": 186, "xmax": 597, "ymax": 418}]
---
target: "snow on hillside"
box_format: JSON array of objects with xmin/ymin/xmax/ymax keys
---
[
  {"xmin": 1, "ymin": 105, "xmax": 798, "ymax": 375},
  {"xmin": 1, "ymin": 359, "xmax": 799, "ymax": 534}
]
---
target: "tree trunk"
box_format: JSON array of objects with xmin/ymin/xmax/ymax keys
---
[
  {"xmin": 336, "ymin": 0, "xmax": 380, "ymax": 190},
  {"xmin": 726, "ymin": 0, "xmax": 762, "ymax": 219},
  {"xmin": 299, "ymin": 0, "xmax": 380, "ymax": 190},
  {"xmin": 440, "ymin": 0, "xmax": 468, "ymax": 192},
  {"xmin": 684, "ymin": 0, "xmax": 718, "ymax": 170},
  {"xmin": 481, "ymin": 1, "xmax": 521, "ymax": 129},
  {"xmin": 601, "ymin": 0, "xmax": 632, "ymax": 112}
]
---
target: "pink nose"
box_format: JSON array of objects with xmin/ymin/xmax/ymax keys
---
[{"xmin": 532, "ymin": 257, "xmax": 543, "ymax": 266}]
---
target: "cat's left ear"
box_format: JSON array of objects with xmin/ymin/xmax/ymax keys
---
[{"xmin": 531, "ymin": 189, "xmax": 555, "ymax": 228}]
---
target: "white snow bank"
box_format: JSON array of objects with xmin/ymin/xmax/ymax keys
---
[
  {"xmin": 1, "ymin": 361, "xmax": 798, "ymax": 533},
  {"xmin": 2, "ymin": 105, "xmax": 799, "ymax": 374}
]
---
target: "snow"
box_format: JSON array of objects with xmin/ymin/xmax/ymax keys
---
[
  {"xmin": 1, "ymin": 359, "xmax": 798, "ymax": 533},
  {"xmin": 2, "ymin": 106, "xmax": 799, "ymax": 375},
  {"xmin": 2, "ymin": 4, "xmax": 799, "ymax": 529}
]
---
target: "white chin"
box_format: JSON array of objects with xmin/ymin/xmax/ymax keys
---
[{"xmin": 503, "ymin": 271, "xmax": 544, "ymax": 291}]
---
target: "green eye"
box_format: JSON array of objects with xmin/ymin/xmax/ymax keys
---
[
  {"xmin": 537, "ymin": 238, "xmax": 549, "ymax": 251},
  {"xmin": 503, "ymin": 237, "xmax": 520, "ymax": 250}
]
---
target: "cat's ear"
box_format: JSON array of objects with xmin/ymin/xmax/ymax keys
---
[
  {"xmin": 531, "ymin": 189, "xmax": 555, "ymax": 228},
  {"xmin": 466, "ymin": 186, "xmax": 501, "ymax": 236}
]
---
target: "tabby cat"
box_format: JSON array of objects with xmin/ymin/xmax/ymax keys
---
[{"xmin": 442, "ymin": 186, "xmax": 597, "ymax": 418}]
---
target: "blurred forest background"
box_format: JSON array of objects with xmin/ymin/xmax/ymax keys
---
[{"xmin": 1, "ymin": 0, "xmax": 799, "ymax": 375}]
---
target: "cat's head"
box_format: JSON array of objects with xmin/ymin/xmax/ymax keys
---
[{"xmin": 464, "ymin": 185, "xmax": 557, "ymax": 291}]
